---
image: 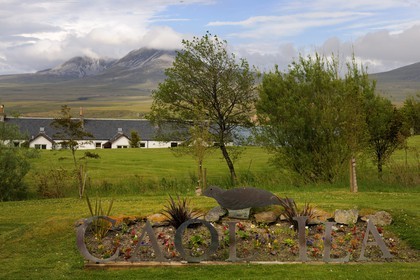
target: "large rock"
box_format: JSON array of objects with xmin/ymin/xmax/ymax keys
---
[
  {"xmin": 205, "ymin": 206, "xmax": 227, "ymax": 222},
  {"xmin": 254, "ymin": 211, "xmax": 278, "ymax": 224},
  {"xmin": 334, "ymin": 209, "xmax": 359, "ymax": 225},
  {"xmin": 361, "ymin": 211, "xmax": 393, "ymax": 226}
]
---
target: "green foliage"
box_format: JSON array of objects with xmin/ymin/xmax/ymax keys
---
[
  {"xmin": 149, "ymin": 32, "xmax": 257, "ymax": 183},
  {"xmin": 278, "ymin": 197, "xmax": 315, "ymax": 231},
  {"xmin": 83, "ymin": 151, "xmax": 100, "ymax": 159},
  {"xmin": 0, "ymin": 122, "xmax": 36, "ymax": 201},
  {"xmin": 365, "ymin": 96, "xmax": 410, "ymax": 174},
  {"xmin": 0, "ymin": 148, "xmax": 30, "ymax": 201},
  {"xmin": 161, "ymin": 195, "xmax": 200, "ymax": 229},
  {"xmin": 86, "ymin": 195, "xmax": 114, "ymax": 240},
  {"xmin": 129, "ymin": 130, "xmax": 141, "ymax": 148},
  {"xmin": 401, "ymin": 94, "xmax": 420, "ymax": 135},
  {"xmin": 257, "ymin": 54, "xmax": 372, "ymax": 183}
]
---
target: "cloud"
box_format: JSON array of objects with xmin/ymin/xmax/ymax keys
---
[{"xmin": 0, "ymin": 0, "xmax": 210, "ymax": 73}]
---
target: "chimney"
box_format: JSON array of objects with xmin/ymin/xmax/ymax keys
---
[
  {"xmin": 79, "ymin": 107, "xmax": 84, "ymax": 128},
  {"xmin": 0, "ymin": 104, "xmax": 5, "ymax": 122}
]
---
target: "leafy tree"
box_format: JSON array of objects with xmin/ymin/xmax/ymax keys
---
[
  {"xmin": 129, "ymin": 131, "xmax": 141, "ymax": 148},
  {"xmin": 149, "ymin": 33, "xmax": 257, "ymax": 184},
  {"xmin": 401, "ymin": 95, "xmax": 420, "ymax": 135},
  {"xmin": 0, "ymin": 122, "xmax": 35, "ymax": 201},
  {"xmin": 365, "ymin": 96, "xmax": 409, "ymax": 175},
  {"xmin": 256, "ymin": 54, "xmax": 372, "ymax": 184},
  {"xmin": 51, "ymin": 105, "xmax": 93, "ymax": 198}
]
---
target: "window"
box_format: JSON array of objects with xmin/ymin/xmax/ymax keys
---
[
  {"xmin": 35, "ymin": 144, "xmax": 47, "ymax": 149},
  {"xmin": 95, "ymin": 142, "xmax": 102, "ymax": 148},
  {"xmin": 170, "ymin": 142, "xmax": 178, "ymax": 148},
  {"xmin": 139, "ymin": 143, "xmax": 146, "ymax": 148},
  {"xmin": 117, "ymin": 145, "xmax": 128, "ymax": 149}
]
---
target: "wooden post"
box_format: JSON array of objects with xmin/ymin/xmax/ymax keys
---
[{"xmin": 350, "ymin": 157, "xmax": 358, "ymax": 193}]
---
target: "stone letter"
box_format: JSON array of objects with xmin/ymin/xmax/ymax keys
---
[
  {"xmin": 132, "ymin": 220, "xmax": 167, "ymax": 262},
  {"xmin": 76, "ymin": 216, "xmax": 119, "ymax": 263},
  {"xmin": 358, "ymin": 219, "xmax": 393, "ymax": 261},
  {"xmin": 293, "ymin": 216, "xmax": 309, "ymax": 262},
  {"xmin": 174, "ymin": 219, "xmax": 219, "ymax": 263}
]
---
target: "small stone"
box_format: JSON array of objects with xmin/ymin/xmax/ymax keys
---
[
  {"xmin": 334, "ymin": 209, "xmax": 358, "ymax": 225},
  {"xmin": 205, "ymin": 206, "xmax": 227, "ymax": 222},
  {"xmin": 147, "ymin": 213, "xmax": 169, "ymax": 226},
  {"xmin": 227, "ymin": 208, "xmax": 251, "ymax": 219},
  {"xmin": 254, "ymin": 211, "xmax": 278, "ymax": 224}
]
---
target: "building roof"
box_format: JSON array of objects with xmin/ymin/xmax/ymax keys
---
[{"xmin": 5, "ymin": 117, "xmax": 175, "ymax": 141}]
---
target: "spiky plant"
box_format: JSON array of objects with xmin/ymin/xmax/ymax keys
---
[
  {"xmin": 161, "ymin": 195, "xmax": 200, "ymax": 229},
  {"xmin": 278, "ymin": 196, "xmax": 315, "ymax": 231},
  {"xmin": 86, "ymin": 195, "xmax": 114, "ymax": 240}
]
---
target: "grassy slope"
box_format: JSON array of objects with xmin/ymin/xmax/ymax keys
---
[
  {"xmin": 0, "ymin": 137, "xmax": 419, "ymax": 279},
  {"xmin": 0, "ymin": 193, "xmax": 418, "ymax": 279}
]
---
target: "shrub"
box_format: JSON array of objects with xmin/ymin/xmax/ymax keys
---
[
  {"xmin": 278, "ymin": 196, "xmax": 315, "ymax": 231},
  {"xmin": 0, "ymin": 148, "xmax": 31, "ymax": 201},
  {"xmin": 35, "ymin": 168, "xmax": 73, "ymax": 198},
  {"xmin": 161, "ymin": 195, "xmax": 200, "ymax": 229},
  {"xmin": 86, "ymin": 195, "xmax": 114, "ymax": 240}
]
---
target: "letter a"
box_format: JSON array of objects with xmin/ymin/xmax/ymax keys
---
[
  {"xmin": 358, "ymin": 219, "xmax": 393, "ymax": 261},
  {"xmin": 133, "ymin": 220, "xmax": 167, "ymax": 262}
]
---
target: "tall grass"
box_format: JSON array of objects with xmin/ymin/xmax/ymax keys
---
[{"xmin": 24, "ymin": 136, "xmax": 420, "ymax": 198}]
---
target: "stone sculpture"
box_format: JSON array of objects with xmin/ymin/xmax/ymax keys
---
[{"xmin": 203, "ymin": 185, "xmax": 290, "ymax": 210}]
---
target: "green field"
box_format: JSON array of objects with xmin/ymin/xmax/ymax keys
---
[{"xmin": 0, "ymin": 137, "xmax": 419, "ymax": 279}]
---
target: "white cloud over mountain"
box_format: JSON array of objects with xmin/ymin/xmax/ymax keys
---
[{"xmin": 0, "ymin": 0, "xmax": 419, "ymax": 74}]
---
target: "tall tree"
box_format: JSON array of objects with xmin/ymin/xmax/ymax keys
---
[
  {"xmin": 256, "ymin": 54, "xmax": 371, "ymax": 184},
  {"xmin": 51, "ymin": 105, "xmax": 93, "ymax": 198},
  {"xmin": 149, "ymin": 33, "xmax": 257, "ymax": 184}
]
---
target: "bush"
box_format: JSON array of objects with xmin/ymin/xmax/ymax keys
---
[
  {"xmin": 35, "ymin": 168, "xmax": 74, "ymax": 198},
  {"xmin": 0, "ymin": 148, "xmax": 31, "ymax": 201}
]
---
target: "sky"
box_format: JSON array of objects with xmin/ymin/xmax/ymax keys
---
[{"xmin": 0, "ymin": 0, "xmax": 420, "ymax": 75}]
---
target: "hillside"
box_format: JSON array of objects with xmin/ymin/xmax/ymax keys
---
[
  {"xmin": 0, "ymin": 50, "xmax": 419, "ymax": 117},
  {"xmin": 371, "ymin": 62, "xmax": 420, "ymax": 103},
  {"xmin": 0, "ymin": 48, "xmax": 176, "ymax": 118}
]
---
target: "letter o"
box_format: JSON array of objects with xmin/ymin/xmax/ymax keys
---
[{"xmin": 174, "ymin": 219, "xmax": 219, "ymax": 263}]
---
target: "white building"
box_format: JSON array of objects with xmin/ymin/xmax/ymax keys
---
[{"xmin": 1, "ymin": 105, "xmax": 183, "ymax": 150}]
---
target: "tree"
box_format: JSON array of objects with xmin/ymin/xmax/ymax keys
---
[
  {"xmin": 401, "ymin": 95, "xmax": 420, "ymax": 136},
  {"xmin": 129, "ymin": 131, "xmax": 141, "ymax": 148},
  {"xmin": 365, "ymin": 96, "xmax": 409, "ymax": 175},
  {"xmin": 0, "ymin": 122, "xmax": 35, "ymax": 201},
  {"xmin": 149, "ymin": 32, "xmax": 257, "ymax": 184},
  {"xmin": 256, "ymin": 54, "xmax": 371, "ymax": 184},
  {"xmin": 51, "ymin": 105, "xmax": 93, "ymax": 198}
]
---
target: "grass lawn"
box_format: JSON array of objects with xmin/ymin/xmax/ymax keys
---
[
  {"xmin": 0, "ymin": 191, "xmax": 419, "ymax": 279},
  {"xmin": 0, "ymin": 137, "xmax": 419, "ymax": 279}
]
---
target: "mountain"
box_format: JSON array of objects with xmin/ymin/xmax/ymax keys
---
[
  {"xmin": 0, "ymin": 48, "xmax": 176, "ymax": 117},
  {"xmin": 371, "ymin": 62, "xmax": 420, "ymax": 103},
  {"xmin": 37, "ymin": 56, "xmax": 115, "ymax": 78}
]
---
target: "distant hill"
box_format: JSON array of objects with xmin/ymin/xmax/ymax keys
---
[
  {"xmin": 0, "ymin": 48, "xmax": 176, "ymax": 117},
  {"xmin": 371, "ymin": 62, "xmax": 420, "ymax": 104},
  {"xmin": 0, "ymin": 49, "xmax": 419, "ymax": 117}
]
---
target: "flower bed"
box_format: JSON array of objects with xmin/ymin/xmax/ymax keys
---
[{"xmin": 80, "ymin": 216, "xmax": 418, "ymax": 263}]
